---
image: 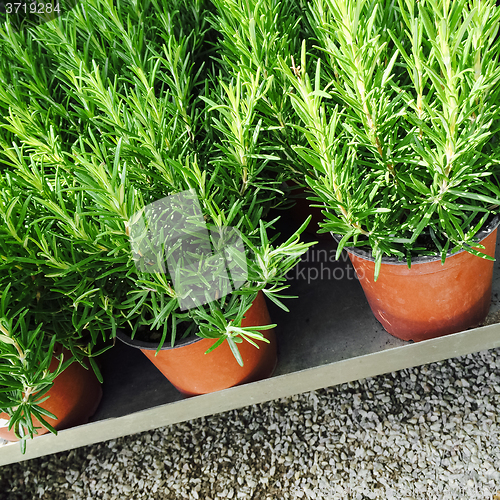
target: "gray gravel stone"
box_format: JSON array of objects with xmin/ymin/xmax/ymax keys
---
[{"xmin": 1, "ymin": 348, "xmax": 500, "ymax": 499}]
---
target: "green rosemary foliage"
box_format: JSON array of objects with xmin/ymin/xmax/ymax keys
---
[
  {"xmin": 284, "ymin": 0, "xmax": 500, "ymax": 279},
  {"xmin": 207, "ymin": 0, "xmax": 308, "ymax": 188},
  {"xmin": 0, "ymin": 0, "xmax": 313, "ymax": 372}
]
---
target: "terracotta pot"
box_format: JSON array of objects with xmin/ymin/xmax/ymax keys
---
[
  {"xmin": 0, "ymin": 347, "xmax": 103, "ymax": 442},
  {"xmin": 340, "ymin": 217, "xmax": 499, "ymax": 342},
  {"xmin": 287, "ymin": 182, "xmax": 330, "ymax": 240},
  {"xmin": 116, "ymin": 291, "xmax": 278, "ymax": 396}
]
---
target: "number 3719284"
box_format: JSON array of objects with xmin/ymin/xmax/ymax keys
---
[{"xmin": 4, "ymin": 2, "xmax": 61, "ymax": 14}]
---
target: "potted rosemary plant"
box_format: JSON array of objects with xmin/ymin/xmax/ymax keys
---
[
  {"xmin": 0, "ymin": 292, "xmax": 103, "ymax": 451},
  {"xmin": 208, "ymin": 0, "xmax": 329, "ymax": 236},
  {"xmin": 282, "ymin": 0, "xmax": 500, "ymax": 341},
  {"xmin": 0, "ymin": 173, "xmax": 104, "ymax": 452},
  {"xmin": 0, "ymin": 0, "xmax": 313, "ymax": 396}
]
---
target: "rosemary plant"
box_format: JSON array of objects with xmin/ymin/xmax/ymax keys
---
[
  {"xmin": 0, "ymin": 0, "xmax": 313, "ymax": 373},
  {"xmin": 283, "ymin": 0, "xmax": 500, "ymax": 279},
  {"xmin": 0, "ymin": 285, "xmax": 71, "ymax": 453},
  {"xmin": 0, "ymin": 162, "xmax": 112, "ymax": 450},
  {"xmin": 206, "ymin": 0, "xmax": 309, "ymax": 193}
]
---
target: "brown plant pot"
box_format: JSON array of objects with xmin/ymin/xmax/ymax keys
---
[
  {"xmin": 287, "ymin": 182, "xmax": 331, "ymax": 240},
  {"xmin": 116, "ymin": 291, "xmax": 278, "ymax": 396},
  {"xmin": 0, "ymin": 347, "xmax": 103, "ymax": 442},
  {"xmin": 338, "ymin": 217, "xmax": 499, "ymax": 342}
]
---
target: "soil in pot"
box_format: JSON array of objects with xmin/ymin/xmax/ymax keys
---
[
  {"xmin": 341, "ymin": 217, "xmax": 499, "ymax": 342},
  {"xmin": 117, "ymin": 291, "xmax": 278, "ymax": 396},
  {"xmin": 0, "ymin": 347, "xmax": 103, "ymax": 442}
]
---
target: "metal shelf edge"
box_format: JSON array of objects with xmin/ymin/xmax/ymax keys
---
[{"xmin": 1, "ymin": 321, "xmax": 499, "ymax": 466}]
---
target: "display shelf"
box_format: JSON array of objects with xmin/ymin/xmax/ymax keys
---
[{"xmin": 1, "ymin": 231, "xmax": 500, "ymax": 466}]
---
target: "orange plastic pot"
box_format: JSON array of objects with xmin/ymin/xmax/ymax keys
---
[
  {"xmin": 287, "ymin": 182, "xmax": 330, "ymax": 240},
  {"xmin": 341, "ymin": 217, "xmax": 499, "ymax": 342},
  {"xmin": 0, "ymin": 347, "xmax": 103, "ymax": 442},
  {"xmin": 116, "ymin": 291, "xmax": 277, "ymax": 396}
]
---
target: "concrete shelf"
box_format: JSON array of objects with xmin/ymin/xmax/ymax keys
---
[{"xmin": 1, "ymin": 227, "xmax": 500, "ymax": 466}]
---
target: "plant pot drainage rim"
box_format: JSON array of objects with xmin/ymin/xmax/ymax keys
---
[
  {"xmin": 331, "ymin": 214, "xmax": 500, "ymax": 265},
  {"xmin": 116, "ymin": 327, "xmax": 202, "ymax": 351}
]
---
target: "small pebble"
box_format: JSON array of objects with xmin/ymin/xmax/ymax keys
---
[{"xmin": 0, "ymin": 348, "xmax": 499, "ymax": 499}]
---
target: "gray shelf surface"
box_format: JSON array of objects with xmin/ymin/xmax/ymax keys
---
[{"xmin": 1, "ymin": 225, "xmax": 500, "ymax": 465}]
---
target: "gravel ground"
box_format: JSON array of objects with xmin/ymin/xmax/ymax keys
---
[{"xmin": 1, "ymin": 347, "xmax": 500, "ymax": 500}]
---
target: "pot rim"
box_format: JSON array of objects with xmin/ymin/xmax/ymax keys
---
[
  {"xmin": 332, "ymin": 213, "xmax": 500, "ymax": 265},
  {"xmin": 115, "ymin": 328, "xmax": 202, "ymax": 351}
]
